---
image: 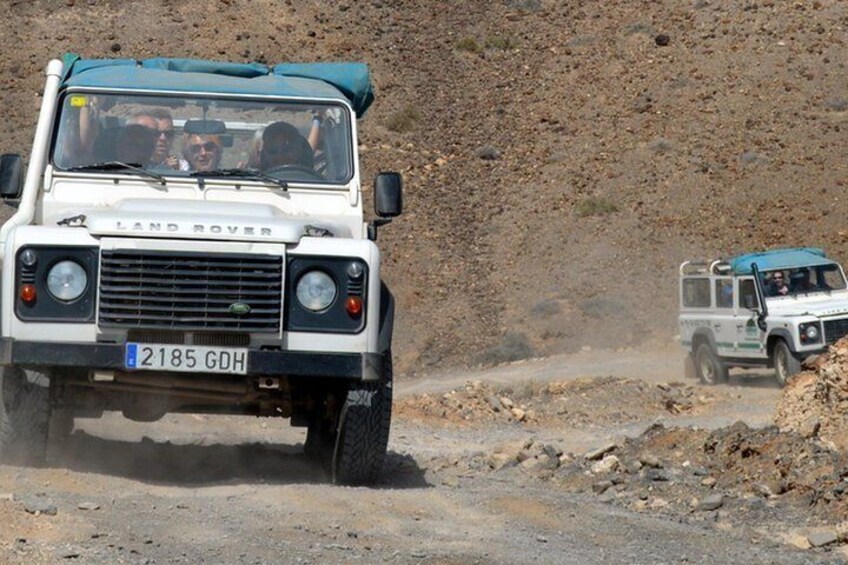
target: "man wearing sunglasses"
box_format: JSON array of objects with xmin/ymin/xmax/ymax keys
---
[
  {"xmin": 127, "ymin": 109, "xmax": 178, "ymax": 169},
  {"xmin": 767, "ymin": 271, "xmax": 789, "ymax": 297}
]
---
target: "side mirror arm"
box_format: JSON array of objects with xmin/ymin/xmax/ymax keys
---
[{"xmin": 367, "ymin": 218, "xmax": 392, "ymax": 241}]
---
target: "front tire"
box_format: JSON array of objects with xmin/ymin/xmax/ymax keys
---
[
  {"xmin": 694, "ymin": 343, "xmax": 727, "ymax": 385},
  {"xmin": 772, "ymin": 339, "xmax": 801, "ymax": 387},
  {"xmin": 0, "ymin": 367, "xmax": 51, "ymax": 466},
  {"xmin": 331, "ymin": 352, "xmax": 393, "ymax": 486}
]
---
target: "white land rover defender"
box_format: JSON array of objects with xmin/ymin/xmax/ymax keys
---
[
  {"xmin": 0, "ymin": 56, "xmax": 402, "ymax": 485},
  {"xmin": 679, "ymin": 248, "xmax": 848, "ymax": 386}
]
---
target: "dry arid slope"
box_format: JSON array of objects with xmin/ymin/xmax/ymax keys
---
[{"xmin": 0, "ymin": 0, "xmax": 846, "ymax": 373}]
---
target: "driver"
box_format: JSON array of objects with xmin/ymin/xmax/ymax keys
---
[
  {"xmin": 258, "ymin": 121, "xmax": 314, "ymax": 172},
  {"xmin": 115, "ymin": 124, "xmax": 158, "ymax": 165}
]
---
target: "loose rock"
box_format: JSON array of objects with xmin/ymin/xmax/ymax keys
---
[
  {"xmin": 584, "ymin": 442, "xmax": 617, "ymax": 461},
  {"xmin": 807, "ymin": 530, "xmax": 838, "ymax": 548},
  {"xmin": 697, "ymin": 494, "xmax": 724, "ymax": 512},
  {"xmin": 21, "ymin": 496, "xmax": 58, "ymax": 516},
  {"xmin": 593, "ymin": 480, "xmax": 613, "ymax": 494},
  {"xmin": 591, "ymin": 455, "xmax": 620, "ymax": 475},
  {"xmin": 638, "ymin": 453, "xmax": 662, "ymax": 468},
  {"xmin": 476, "ymin": 145, "xmax": 500, "ymax": 160}
]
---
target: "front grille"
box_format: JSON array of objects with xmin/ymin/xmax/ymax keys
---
[
  {"xmin": 99, "ymin": 250, "xmax": 283, "ymax": 332},
  {"xmin": 125, "ymin": 329, "xmax": 251, "ymax": 347},
  {"xmin": 824, "ymin": 318, "xmax": 848, "ymax": 345}
]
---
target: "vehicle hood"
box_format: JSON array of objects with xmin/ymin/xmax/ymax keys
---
[
  {"xmin": 766, "ymin": 292, "xmax": 848, "ymax": 319},
  {"xmin": 78, "ymin": 199, "xmax": 352, "ymax": 243}
]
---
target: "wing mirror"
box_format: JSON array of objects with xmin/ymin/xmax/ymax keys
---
[
  {"xmin": 374, "ymin": 172, "xmax": 402, "ymax": 217},
  {"xmin": 368, "ymin": 172, "xmax": 402, "ymax": 240}
]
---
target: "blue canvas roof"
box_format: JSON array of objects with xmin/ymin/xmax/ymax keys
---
[
  {"xmin": 59, "ymin": 55, "xmax": 375, "ymax": 117},
  {"xmin": 728, "ymin": 247, "xmax": 836, "ymax": 275}
]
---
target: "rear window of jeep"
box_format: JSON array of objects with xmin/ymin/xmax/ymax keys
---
[{"xmin": 682, "ymin": 278, "xmax": 711, "ymax": 308}]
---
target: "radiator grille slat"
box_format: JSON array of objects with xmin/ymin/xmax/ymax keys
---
[
  {"xmin": 98, "ymin": 250, "xmax": 283, "ymax": 332},
  {"xmin": 824, "ymin": 318, "xmax": 848, "ymax": 345}
]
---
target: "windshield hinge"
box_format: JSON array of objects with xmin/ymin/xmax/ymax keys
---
[
  {"xmin": 304, "ymin": 225, "xmax": 334, "ymax": 238},
  {"xmin": 57, "ymin": 214, "xmax": 87, "ymax": 227}
]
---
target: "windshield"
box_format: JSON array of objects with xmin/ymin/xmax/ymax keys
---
[
  {"xmin": 52, "ymin": 91, "xmax": 353, "ymax": 184},
  {"xmin": 763, "ymin": 264, "xmax": 847, "ymax": 298}
]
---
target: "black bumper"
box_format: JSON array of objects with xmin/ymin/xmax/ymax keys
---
[{"xmin": 0, "ymin": 339, "xmax": 383, "ymax": 381}]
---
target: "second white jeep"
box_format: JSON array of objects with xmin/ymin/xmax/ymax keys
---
[{"xmin": 679, "ymin": 248, "xmax": 848, "ymax": 386}]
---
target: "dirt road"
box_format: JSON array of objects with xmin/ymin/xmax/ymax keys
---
[{"xmin": 0, "ymin": 349, "xmax": 838, "ymax": 564}]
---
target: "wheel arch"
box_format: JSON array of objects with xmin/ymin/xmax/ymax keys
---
[
  {"xmin": 377, "ymin": 282, "xmax": 395, "ymax": 355},
  {"xmin": 691, "ymin": 328, "xmax": 716, "ymax": 354},
  {"xmin": 766, "ymin": 329, "xmax": 796, "ymax": 359}
]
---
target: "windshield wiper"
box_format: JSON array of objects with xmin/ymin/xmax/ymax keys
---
[
  {"xmin": 189, "ymin": 168, "xmax": 288, "ymax": 191},
  {"xmin": 65, "ymin": 162, "xmax": 166, "ymax": 186}
]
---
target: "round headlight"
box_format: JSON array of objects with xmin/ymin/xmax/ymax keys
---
[
  {"xmin": 296, "ymin": 270, "xmax": 337, "ymax": 312},
  {"xmin": 47, "ymin": 260, "xmax": 88, "ymax": 301},
  {"xmin": 805, "ymin": 325, "xmax": 819, "ymax": 340}
]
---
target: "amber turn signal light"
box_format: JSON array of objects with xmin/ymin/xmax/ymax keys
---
[
  {"xmin": 345, "ymin": 296, "xmax": 363, "ymax": 318},
  {"xmin": 19, "ymin": 284, "xmax": 37, "ymax": 304}
]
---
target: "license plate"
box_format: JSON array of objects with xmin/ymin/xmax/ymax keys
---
[{"xmin": 125, "ymin": 343, "xmax": 249, "ymax": 374}]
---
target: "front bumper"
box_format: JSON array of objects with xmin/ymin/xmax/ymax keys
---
[{"xmin": 0, "ymin": 339, "xmax": 384, "ymax": 381}]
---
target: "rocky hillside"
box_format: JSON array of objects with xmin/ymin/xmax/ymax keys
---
[{"xmin": 1, "ymin": 0, "xmax": 846, "ymax": 373}]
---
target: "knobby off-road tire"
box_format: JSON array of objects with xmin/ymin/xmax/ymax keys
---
[
  {"xmin": 772, "ymin": 339, "xmax": 801, "ymax": 387},
  {"xmin": 694, "ymin": 343, "xmax": 728, "ymax": 385},
  {"xmin": 331, "ymin": 353, "xmax": 393, "ymax": 486},
  {"xmin": 0, "ymin": 366, "xmax": 51, "ymax": 466}
]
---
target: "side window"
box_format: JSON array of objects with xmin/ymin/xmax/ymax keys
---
[
  {"xmin": 739, "ymin": 279, "xmax": 759, "ymax": 310},
  {"xmin": 715, "ymin": 279, "xmax": 734, "ymax": 309},
  {"xmin": 682, "ymin": 278, "xmax": 711, "ymax": 308}
]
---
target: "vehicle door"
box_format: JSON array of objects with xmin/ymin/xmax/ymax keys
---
[
  {"xmin": 713, "ymin": 277, "xmax": 736, "ymax": 357},
  {"xmin": 734, "ymin": 277, "xmax": 766, "ymax": 358}
]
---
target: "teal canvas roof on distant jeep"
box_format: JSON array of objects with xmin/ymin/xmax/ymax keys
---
[
  {"xmin": 728, "ymin": 247, "xmax": 836, "ymax": 275},
  {"xmin": 59, "ymin": 54, "xmax": 375, "ymax": 116}
]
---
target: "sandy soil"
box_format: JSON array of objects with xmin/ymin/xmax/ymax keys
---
[{"xmin": 1, "ymin": 348, "xmax": 843, "ymax": 564}]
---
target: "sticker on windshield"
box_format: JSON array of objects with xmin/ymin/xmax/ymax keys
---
[{"xmin": 69, "ymin": 95, "xmax": 88, "ymax": 108}]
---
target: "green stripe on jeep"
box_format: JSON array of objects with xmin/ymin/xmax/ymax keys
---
[
  {"xmin": 737, "ymin": 342, "xmax": 762, "ymax": 349},
  {"xmin": 716, "ymin": 342, "xmax": 734, "ymax": 348}
]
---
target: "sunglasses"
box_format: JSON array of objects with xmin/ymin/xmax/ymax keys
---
[
  {"xmin": 156, "ymin": 130, "xmax": 176, "ymax": 140},
  {"xmin": 188, "ymin": 141, "xmax": 220, "ymax": 154}
]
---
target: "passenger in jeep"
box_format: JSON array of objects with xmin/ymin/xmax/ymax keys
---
[
  {"xmin": 790, "ymin": 268, "xmax": 816, "ymax": 293},
  {"xmin": 767, "ymin": 271, "xmax": 789, "ymax": 296},
  {"xmin": 180, "ymin": 133, "xmax": 223, "ymax": 172},
  {"xmin": 126, "ymin": 109, "xmax": 178, "ymax": 169},
  {"xmin": 258, "ymin": 121, "xmax": 315, "ymax": 172}
]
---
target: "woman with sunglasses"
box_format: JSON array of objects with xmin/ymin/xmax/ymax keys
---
[{"xmin": 180, "ymin": 133, "xmax": 223, "ymax": 172}]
